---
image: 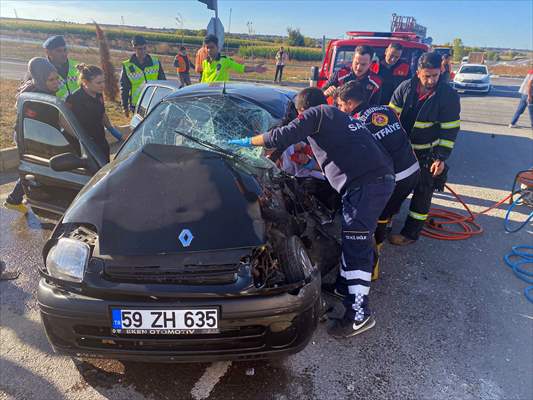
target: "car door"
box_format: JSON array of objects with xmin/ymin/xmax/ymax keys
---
[{"xmin": 16, "ymin": 93, "xmax": 107, "ymax": 216}]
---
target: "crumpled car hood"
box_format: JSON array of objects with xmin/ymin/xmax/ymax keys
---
[{"xmin": 63, "ymin": 144, "xmax": 265, "ymax": 256}]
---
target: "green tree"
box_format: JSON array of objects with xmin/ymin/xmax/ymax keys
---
[
  {"xmin": 287, "ymin": 27, "xmax": 305, "ymax": 47},
  {"xmin": 452, "ymin": 38, "xmax": 464, "ymax": 62}
]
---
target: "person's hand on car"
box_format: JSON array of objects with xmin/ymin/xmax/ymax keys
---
[
  {"xmin": 228, "ymin": 137, "xmax": 253, "ymax": 148},
  {"xmin": 107, "ymin": 126, "xmax": 123, "ymax": 141}
]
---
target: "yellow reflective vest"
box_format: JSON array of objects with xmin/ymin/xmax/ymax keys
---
[
  {"xmin": 56, "ymin": 59, "xmax": 81, "ymax": 100},
  {"xmin": 122, "ymin": 55, "xmax": 161, "ymax": 106}
]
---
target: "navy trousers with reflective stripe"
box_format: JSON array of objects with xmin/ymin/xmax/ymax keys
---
[
  {"xmin": 401, "ymin": 160, "xmax": 435, "ymax": 240},
  {"xmin": 336, "ymin": 176, "xmax": 395, "ymax": 321}
]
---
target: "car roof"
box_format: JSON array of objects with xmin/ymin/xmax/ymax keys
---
[
  {"xmin": 460, "ymin": 63, "xmax": 487, "ymax": 68},
  {"xmin": 166, "ymin": 82, "xmax": 297, "ymax": 119},
  {"xmin": 142, "ymin": 80, "xmax": 182, "ymax": 90}
]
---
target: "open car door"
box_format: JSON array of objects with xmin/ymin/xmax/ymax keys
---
[{"xmin": 15, "ymin": 93, "xmax": 108, "ymax": 217}]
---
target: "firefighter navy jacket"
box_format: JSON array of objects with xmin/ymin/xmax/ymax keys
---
[
  {"xmin": 353, "ymin": 103, "xmax": 419, "ymax": 181},
  {"xmin": 389, "ymin": 77, "xmax": 461, "ymax": 161},
  {"xmin": 262, "ymin": 105, "xmax": 393, "ymax": 193}
]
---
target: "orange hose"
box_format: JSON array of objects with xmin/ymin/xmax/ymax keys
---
[{"xmin": 421, "ymin": 184, "xmax": 513, "ymax": 240}]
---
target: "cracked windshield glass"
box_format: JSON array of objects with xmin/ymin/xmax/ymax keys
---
[{"xmin": 118, "ymin": 96, "xmax": 279, "ymax": 168}]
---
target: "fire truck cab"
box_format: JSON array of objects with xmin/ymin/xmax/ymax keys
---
[{"xmin": 313, "ymin": 31, "xmax": 430, "ymax": 88}]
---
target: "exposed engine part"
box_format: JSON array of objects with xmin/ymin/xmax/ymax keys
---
[{"xmin": 249, "ymin": 245, "xmax": 285, "ymax": 288}]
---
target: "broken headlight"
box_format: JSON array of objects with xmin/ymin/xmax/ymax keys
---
[{"xmin": 46, "ymin": 238, "xmax": 90, "ymax": 282}]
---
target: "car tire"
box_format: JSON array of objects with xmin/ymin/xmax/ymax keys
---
[{"xmin": 278, "ymin": 236, "xmax": 312, "ymax": 284}]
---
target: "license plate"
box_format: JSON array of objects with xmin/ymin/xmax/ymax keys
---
[{"xmin": 111, "ymin": 308, "xmax": 218, "ymax": 335}]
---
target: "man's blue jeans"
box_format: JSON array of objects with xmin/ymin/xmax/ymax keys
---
[
  {"xmin": 336, "ymin": 175, "xmax": 395, "ymax": 321},
  {"xmin": 511, "ymin": 94, "xmax": 533, "ymax": 127}
]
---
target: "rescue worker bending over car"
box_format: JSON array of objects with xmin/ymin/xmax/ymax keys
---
[
  {"xmin": 228, "ymin": 88, "xmax": 395, "ymax": 338},
  {"xmin": 388, "ymin": 52, "xmax": 461, "ymax": 245},
  {"xmin": 322, "ymin": 45, "xmax": 382, "ymax": 105},
  {"xmin": 335, "ymin": 80, "xmax": 420, "ymax": 279}
]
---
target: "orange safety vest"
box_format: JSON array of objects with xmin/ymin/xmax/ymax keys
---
[{"xmin": 175, "ymin": 54, "xmax": 190, "ymax": 73}]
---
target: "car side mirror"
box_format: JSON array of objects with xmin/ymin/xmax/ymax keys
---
[{"xmin": 49, "ymin": 153, "xmax": 88, "ymax": 172}]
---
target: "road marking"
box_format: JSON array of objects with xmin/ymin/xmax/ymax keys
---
[{"xmin": 190, "ymin": 361, "xmax": 232, "ymax": 400}]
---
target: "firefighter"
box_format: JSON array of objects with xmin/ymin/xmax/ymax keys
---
[
  {"xmin": 387, "ymin": 52, "xmax": 461, "ymax": 245},
  {"xmin": 228, "ymin": 88, "xmax": 395, "ymax": 338},
  {"xmin": 120, "ymin": 35, "xmax": 166, "ymax": 117},
  {"xmin": 371, "ymin": 43, "xmax": 410, "ymax": 105},
  {"xmin": 200, "ymin": 35, "xmax": 267, "ymax": 83},
  {"xmin": 42, "ymin": 35, "xmax": 81, "ymax": 100},
  {"xmin": 336, "ymin": 80, "xmax": 420, "ymax": 279},
  {"xmin": 322, "ymin": 45, "xmax": 382, "ymax": 105}
]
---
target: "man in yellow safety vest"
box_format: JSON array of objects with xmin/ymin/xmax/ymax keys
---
[
  {"xmin": 120, "ymin": 35, "xmax": 166, "ymax": 117},
  {"xmin": 42, "ymin": 35, "xmax": 81, "ymax": 100}
]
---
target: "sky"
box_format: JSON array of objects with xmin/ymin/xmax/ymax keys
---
[{"xmin": 1, "ymin": 0, "xmax": 532, "ymax": 50}]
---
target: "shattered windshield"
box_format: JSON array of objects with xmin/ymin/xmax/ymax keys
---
[{"xmin": 118, "ymin": 95, "xmax": 279, "ymax": 169}]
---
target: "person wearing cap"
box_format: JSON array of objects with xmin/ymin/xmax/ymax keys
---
[
  {"xmin": 200, "ymin": 34, "xmax": 267, "ymax": 83},
  {"xmin": 42, "ymin": 35, "xmax": 81, "ymax": 100},
  {"xmin": 120, "ymin": 35, "xmax": 166, "ymax": 117}
]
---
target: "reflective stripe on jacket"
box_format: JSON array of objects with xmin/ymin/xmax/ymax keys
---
[
  {"xmin": 56, "ymin": 59, "xmax": 81, "ymax": 100},
  {"xmin": 389, "ymin": 77, "xmax": 461, "ymax": 160},
  {"xmin": 122, "ymin": 55, "xmax": 161, "ymax": 106}
]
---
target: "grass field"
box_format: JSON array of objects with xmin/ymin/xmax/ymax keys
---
[
  {"xmin": 0, "ymin": 78, "xmax": 129, "ymax": 149},
  {"xmin": 0, "ymin": 40, "xmax": 315, "ymax": 83}
]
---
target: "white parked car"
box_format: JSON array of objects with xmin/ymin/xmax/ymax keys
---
[{"xmin": 453, "ymin": 63, "xmax": 491, "ymax": 94}]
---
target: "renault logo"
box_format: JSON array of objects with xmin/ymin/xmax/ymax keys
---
[{"xmin": 178, "ymin": 229, "xmax": 194, "ymax": 247}]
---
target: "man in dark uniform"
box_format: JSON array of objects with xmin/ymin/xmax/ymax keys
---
[
  {"xmin": 371, "ymin": 43, "xmax": 410, "ymax": 105},
  {"xmin": 228, "ymin": 88, "xmax": 395, "ymax": 338},
  {"xmin": 388, "ymin": 52, "xmax": 461, "ymax": 245},
  {"xmin": 336, "ymin": 80, "xmax": 420, "ymax": 279},
  {"xmin": 120, "ymin": 35, "xmax": 166, "ymax": 117},
  {"xmin": 322, "ymin": 45, "xmax": 382, "ymax": 105}
]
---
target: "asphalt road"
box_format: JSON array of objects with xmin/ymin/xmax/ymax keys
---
[{"xmin": 1, "ymin": 70, "xmax": 532, "ymax": 400}]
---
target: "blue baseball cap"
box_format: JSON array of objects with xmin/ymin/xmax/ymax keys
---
[{"xmin": 43, "ymin": 35, "xmax": 66, "ymax": 50}]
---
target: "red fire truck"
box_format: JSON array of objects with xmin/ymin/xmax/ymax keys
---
[{"xmin": 312, "ymin": 31, "xmax": 430, "ymax": 88}]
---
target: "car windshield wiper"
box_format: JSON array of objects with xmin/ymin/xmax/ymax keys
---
[{"xmin": 174, "ymin": 129, "xmax": 244, "ymax": 162}]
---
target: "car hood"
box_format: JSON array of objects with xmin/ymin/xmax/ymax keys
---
[
  {"xmin": 455, "ymin": 73, "xmax": 489, "ymax": 80},
  {"xmin": 63, "ymin": 144, "xmax": 265, "ymax": 256}
]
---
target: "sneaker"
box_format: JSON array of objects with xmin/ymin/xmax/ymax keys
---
[
  {"xmin": 508, "ymin": 124, "xmax": 517, "ymax": 128},
  {"xmin": 389, "ymin": 234, "xmax": 416, "ymax": 246},
  {"xmin": 327, "ymin": 315, "xmax": 376, "ymax": 338},
  {"xmin": 3, "ymin": 200, "xmax": 28, "ymax": 214},
  {"xmin": 321, "ymin": 283, "xmax": 347, "ymax": 300}
]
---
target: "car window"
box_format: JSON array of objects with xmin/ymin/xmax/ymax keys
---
[
  {"xmin": 137, "ymin": 86, "xmax": 156, "ymax": 118},
  {"xmin": 148, "ymin": 87, "xmax": 172, "ymax": 113},
  {"xmin": 118, "ymin": 95, "xmax": 279, "ymax": 169},
  {"xmin": 21, "ymin": 101, "xmax": 81, "ymax": 160},
  {"xmin": 459, "ymin": 66, "xmax": 487, "ymax": 74}
]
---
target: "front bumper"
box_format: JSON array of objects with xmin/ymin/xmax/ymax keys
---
[
  {"xmin": 37, "ymin": 277, "xmax": 321, "ymax": 362},
  {"xmin": 453, "ymin": 82, "xmax": 490, "ymax": 92}
]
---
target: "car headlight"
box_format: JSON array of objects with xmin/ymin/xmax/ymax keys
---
[
  {"xmin": 46, "ymin": 238, "xmax": 90, "ymax": 282},
  {"xmin": 455, "ymin": 76, "xmax": 463, "ymax": 82}
]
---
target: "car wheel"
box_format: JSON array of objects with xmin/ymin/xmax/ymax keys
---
[{"xmin": 278, "ymin": 236, "xmax": 313, "ymax": 283}]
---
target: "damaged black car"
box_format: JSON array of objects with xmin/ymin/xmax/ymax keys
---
[{"xmin": 16, "ymin": 83, "xmax": 340, "ymax": 362}]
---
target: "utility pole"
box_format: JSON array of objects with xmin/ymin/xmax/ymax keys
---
[
  {"xmin": 13, "ymin": 9, "xmax": 18, "ymax": 19},
  {"xmin": 247, "ymin": 21, "xmax": 254, "ymax": 59},
  {"xmin": 228, "ymin": 8, "xmax": 232, "ymax": 35}
]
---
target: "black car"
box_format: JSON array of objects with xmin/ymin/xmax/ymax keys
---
[{"xmin": 17, "ymin": 83, "xmax": 340, "ymax": 362}]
